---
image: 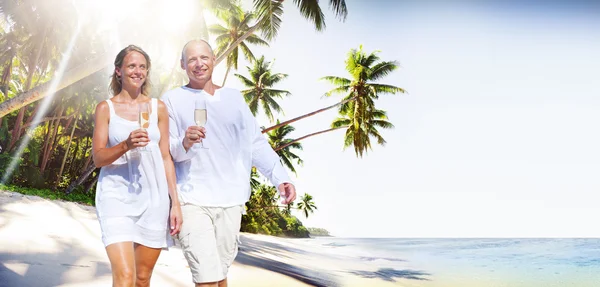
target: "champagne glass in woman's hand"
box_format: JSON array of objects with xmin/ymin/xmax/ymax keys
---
[
  {"xmin": 194, "ymin": 100, "xmax": 208, "ymax": 149},
  {"xmin": 138, "ymin": 102, "xmax": 150, "ymax": 152}
]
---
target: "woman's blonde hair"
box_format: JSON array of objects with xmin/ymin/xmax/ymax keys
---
[{"xmin": 109, "ymin": 45, "xmax": 152, "ymax": 96}]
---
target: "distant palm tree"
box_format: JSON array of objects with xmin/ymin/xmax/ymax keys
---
[
  {"xmin": 267, "ymin": 120, "xmax": 303, "ymax": 174},
  {"xmin": 209, "ymin": 4, "xmax": 269, "ymax": 86},
  {"xmin": 234, "ymin": 56, "xmax": 291, "ymax": 122},
  {"xmin": 296, "ymin": 193, "xmax": 317, "ymax": 218}
]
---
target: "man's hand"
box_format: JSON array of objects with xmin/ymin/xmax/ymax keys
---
[
  {"xmin": 183, "ymin": 126, "xmax": 206, "ymax": 151},
  {"xmin": 278, "ymin": 182, "xmax": 297, "ymax": 205}
]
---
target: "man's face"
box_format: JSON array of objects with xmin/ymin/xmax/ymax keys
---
[
  {"xmin": 181, "ymin": 42, "xmax": 214, "ymax": 85},
  {"xmin": 116, "ymin": 51, "xmax": 148, "ymax": 90}
]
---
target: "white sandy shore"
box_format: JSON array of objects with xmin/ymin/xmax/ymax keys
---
[{"xmin": 0, "ymin": 190, "xmax": 402, "ymax": 287}]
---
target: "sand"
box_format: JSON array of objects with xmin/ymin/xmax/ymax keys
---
[{"xmin": 0, "ymin": 190, "xmax": 400, "ymax": 287}]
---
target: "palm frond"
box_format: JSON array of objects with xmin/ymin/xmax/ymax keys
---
[
  {"xmin": 239, "ymin": 42, "xmax": 257, "ymax": 63},
  {"xmin": 245, "ymin": 34, "xmax": 270, "ymax": 46},
  {"xmin": 368, "ymin": 83, "xmax": 406, "ymax": 95},
  {"xmin": 328, "ymin": 0, "xmax": 348, "ymax": 21},
  {"xmin": 292, "ymin": 0, "xmax": 326, "ymax": 31},
  {"xmin": 331, "ymin": 117, "xmax": 351, "ymax": 128},
  {"xmin": 263, "ymin": 88, "xmax": 291, "ymax": 98},
  {"xmin": 368, "ymin": 61, "xmax": 398, "ymax": 81},
  {"xmin": 371, "ymin": 119, "xmax": 394, "ymax": 129},
  {"xmin": 263, "ymin": 93, "xmax": 284, "ymax": 114},
  {"xmin": 323, "ymin": 85, "xmax": 350, "ymax": 98},
  {"xmin": 208, "ymin": 24, "xmax": 228, "ymax": 35},
  {"xmin": 254, "ymin": 0, "xmax": 284, "ymax": 41},
  {"xmin": 321, "ymin": 75, "xmax": 351, "ymax": 86},
  {"xmin": 234, "ymin": 73, "xmax": 255, "ymax": 87},
  {"xmin": 261, "ymin": 96, "xmax": 275, "ymax": 121}
]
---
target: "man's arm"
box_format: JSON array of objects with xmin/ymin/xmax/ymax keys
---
[
  {"xmin": 242, "ymin": 97, "xmax": 294, "ymax": 191},
  {"xmin": 162, "ymin": 94, "xmax": 198, "ymax": 162}
]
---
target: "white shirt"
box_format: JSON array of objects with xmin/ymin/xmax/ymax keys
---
[{"xmin": 161, "ymin": 86, "xmax": 292, "ymax": 207}]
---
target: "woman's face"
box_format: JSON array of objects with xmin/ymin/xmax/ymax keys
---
[{"xmin": 116, "ymin": 51, "xmax": 148, "ymax": 91}]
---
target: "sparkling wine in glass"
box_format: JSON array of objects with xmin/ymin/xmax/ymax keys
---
[
  {"xmin": 194, "ymin": 100, "xmax": 208, "ymax": 149},
  {"xmin": 138, "ymin": 102, "xmax": 150, "ymax": 152}
]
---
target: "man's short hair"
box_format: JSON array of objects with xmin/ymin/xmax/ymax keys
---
[{"xmin": 181, "ymin": 39, "xmax": 214, "ymax": 62}]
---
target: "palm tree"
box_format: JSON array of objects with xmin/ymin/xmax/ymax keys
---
[
  {"xmin": 209, "ymin": 5, "xmax": 269, "ymax": 86},
  {"xmin": 296, "ymin": 193, "xmax": 317, "ymax": 218},
  {"xmin": 266, "ymin": 45, "xmax": 405, "ymax": 157},
  {"xmin": 215, "ymin": 0, "xmax": 348, "ymax": 65},
  {"xmin": 267, "ymin": 119, "xmax": 303, "ymax": 174},
  {"xmin": 234, "ymin": 56, "xmax": 290, "ymax": 122},
  {"xmin": 321, "ymin": 45, "xmax": 404, "ymax": 156}
]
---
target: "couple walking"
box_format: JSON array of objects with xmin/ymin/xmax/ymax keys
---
[{"xmin": 92, "ymin": 39, "xmax": 296, "ymax": 287}]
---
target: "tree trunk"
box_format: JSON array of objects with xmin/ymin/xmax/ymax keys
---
[
  {"xmin": 222, "ymin": 65, "xmax": 231, "ymax": 86},
  {"xmin": 57, "ymin": 112, "xmax": 78, "ymax": 183},
  {"xmin": 7, "ymin": 67, "xmax": 36, "ymax": 151},
  {"xmin": 261, "ymin": 96, "xmax": 357, "ymax": 134},
  {"xmin": 22, "ymin": 102, "xmax": 40, "ymax": 131},
  {"xmin": 0, "ymin": 56, "xmax": 13, "ymax": 97},
  {"xmin": 274, "ymin": 126, "xmax": 347, "ymax": 152},
  {"xmin": 40, "ymin": 105, "xmax": 64, "ymax": 173},
  {"xmin": 8, "ymin": 29, "xmax": 48, "ymax": 151},
  {"xmin": 69, "ymin": 136, "xmax": 81, "ymax": 176},
  {"xmin": 0, "ymin": 51, "xmax": 112, "ymax": 118},
  {"xmin": 21, "ymin": 114, "xmax": 74, "ymax": 129},
  {"xmin": 65, "ymin": 163, "xmax": 96, "ymax": 194},
  {"xmin": 85, "ymin": 177, "xmax": 98, "ymax": 194}
]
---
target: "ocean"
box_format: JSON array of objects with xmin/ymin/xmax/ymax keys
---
[{"xmin": 306, "ymin": 237, "xmax": 600, "ymax": 286}]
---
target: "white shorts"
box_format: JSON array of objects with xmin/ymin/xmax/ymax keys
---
[{"xmin": 177, "ymin": 204, "xmax": 243, "ymax": 283}]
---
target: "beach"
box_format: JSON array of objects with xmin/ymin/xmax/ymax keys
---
[
  {"xmin": 0, "ymin": 190, "xmax": 401, "ymax": 287},
  {"xmin": 3, "ymin": 190, "xmax": 600, "ymax": 287}
]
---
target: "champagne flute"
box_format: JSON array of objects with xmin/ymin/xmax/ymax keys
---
[
  {"xmin": 138, "ymin": 102, "xmax": 150, "ymax": 152},
  {"xmin": 194, "ymin": 100, "xmax": 208, "ymax": 149}
]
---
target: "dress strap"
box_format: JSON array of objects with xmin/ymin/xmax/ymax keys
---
[
  {"xmin": 105, "ymin": 99, "xmax": 116, "ymax": 117},
  {"xmin": 151, "ymin": 98, "xmax": 158, "ymax": 122}
]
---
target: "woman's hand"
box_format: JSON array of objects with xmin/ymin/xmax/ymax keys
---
[
  {"xmin": 169, "ymin": 203, "xmax": 183, "ymax": 236},
  {"xmin": 125, "ymin": 129, "xmax": 150, "ymax": 150}
]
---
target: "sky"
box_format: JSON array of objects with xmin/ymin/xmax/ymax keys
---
[{"xmin": 200, "ymin": 0, "xmax": 600, "ymax": 238}]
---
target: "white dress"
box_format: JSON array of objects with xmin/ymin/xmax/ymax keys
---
[{"xmin": 95, "ymin": 98, "xmax": 173, "ymax": 249}]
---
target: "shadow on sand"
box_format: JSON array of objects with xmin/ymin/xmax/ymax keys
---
[
  {"xmin": 236, "ymin": 235, "xmax": 340, "ymax": 287},
  {"xmin": 349, "ymin": 268, "xmax": 431, "ymax": 282}
]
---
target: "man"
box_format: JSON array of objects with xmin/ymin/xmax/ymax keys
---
[{"xmin": 161, "ymin": 39, "xmax": 297, "ymax": 287}]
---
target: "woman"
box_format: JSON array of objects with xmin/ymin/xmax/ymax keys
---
[{"xmin": 92, "ymin": 45, "xmax": 182, "ymax": 287}]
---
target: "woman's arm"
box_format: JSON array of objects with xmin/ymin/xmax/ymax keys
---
[
  {"xmin": 157, "ymin": 100, "xmax": 182, "ymax": 235},
  {"xmin": 92, "ymin": 101, "xmax": 148, "ymax": 168}
]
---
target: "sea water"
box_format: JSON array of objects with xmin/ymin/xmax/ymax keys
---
[{"xmin": 311, "ymin": 237, "xmax": 600, "ymax": 286}]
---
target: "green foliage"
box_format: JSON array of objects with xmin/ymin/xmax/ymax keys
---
[
  {"xmin": 0, "ymin": 184, "xmax": 94, "ymax": 206},
  {"xmin": 240, "ymin": 181, "xmax": 310, "ymax": 238},
  {"xmin": 307, "ymin": 227, "xmax": 331, "ymax": 237},
  {"xmin": 235, "ymin": 56, "xmax": 291, "ymax": 122}
]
